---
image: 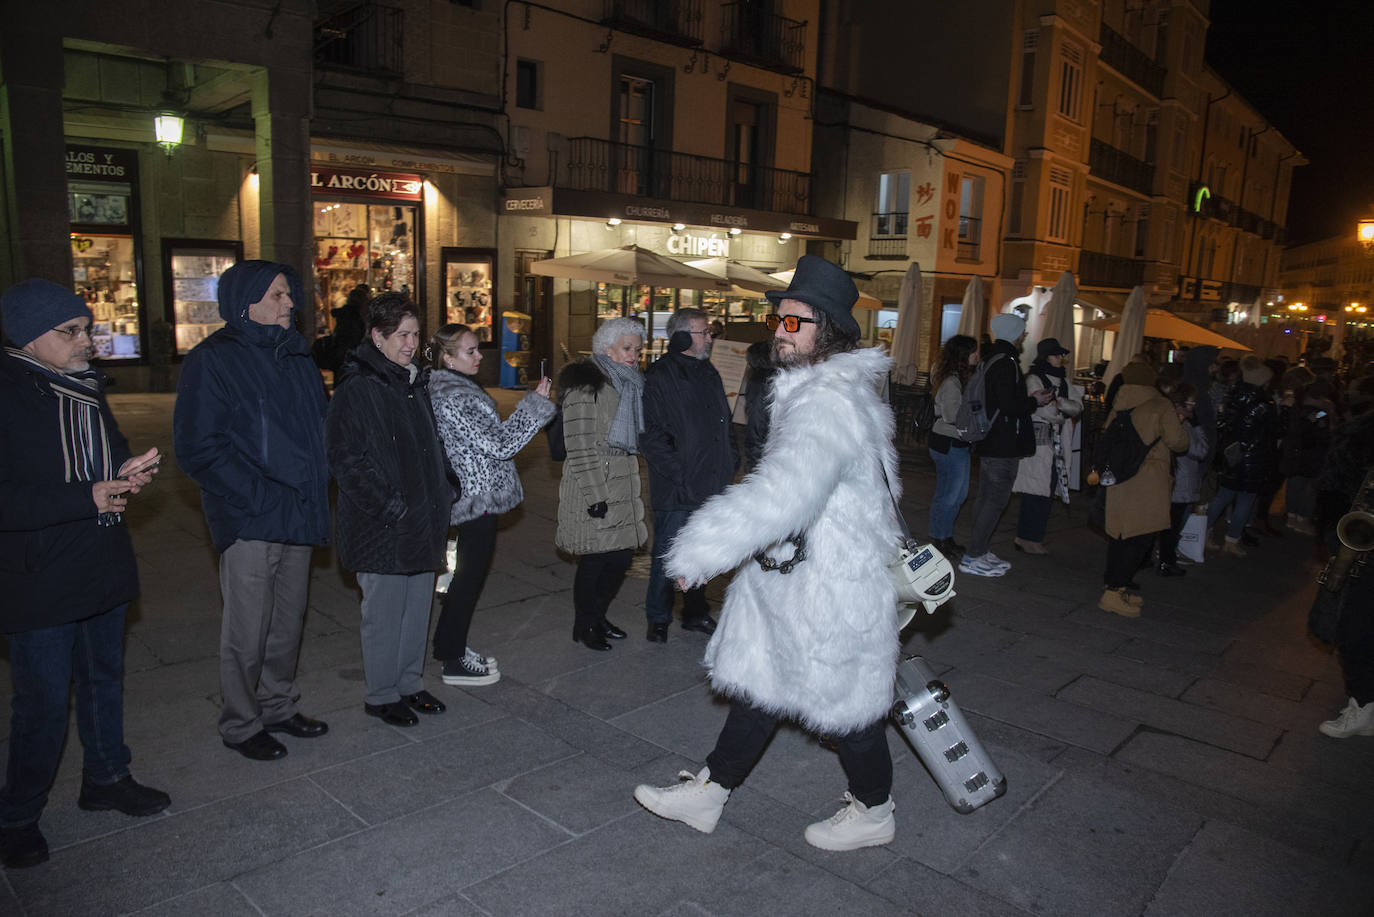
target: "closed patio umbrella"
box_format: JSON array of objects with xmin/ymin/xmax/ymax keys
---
[
  {"xmin": 1099, "ymin": 286, "xmax": 1147, "ymax": 390},
  {"xmin": 955, "ymin": 274, "xmax": 984, "ymax": 338},
  {"xmin": 888, "ymin": 262, "xmax": 923, "ymax": 378},
  {"xmin": 530, "ymin": 245, "xmax": 733, "ymax": 291},
  {"xmin": 1032, "ymin": 271, "xmax": 1078, "ymax": 368}
]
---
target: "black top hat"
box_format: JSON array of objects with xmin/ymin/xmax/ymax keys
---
[
  {"xmin": 764, "ymin": 255, "xmax": 861, "ymax": 340},
  {"xmin": 1036, "ymin": 337, "xmax": 1071, "ymax": 359}
]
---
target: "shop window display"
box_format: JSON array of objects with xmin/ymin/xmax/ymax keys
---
[
  {"xmin": 71, "ymin": 233, "xmax": 141, "ymax": 360},
  {"xmin": 312, "ymin": 202, "xmax": 416, "ymax": 334},
  {"xmin": 445, "ymin": 260, "xmax": 494, "ymax": 343},
  {"xmin": 166, "ymin": 243, "xmax": 240, "ymax": 355}
]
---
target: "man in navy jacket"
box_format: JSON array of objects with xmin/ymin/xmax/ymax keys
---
[
  {"xmin": 640, "ymin": 308, "xmax": 738, "ymax": 642},
  {"xmin": 174, "ymin": 262, "xmax": 332, "ymax": 761}
]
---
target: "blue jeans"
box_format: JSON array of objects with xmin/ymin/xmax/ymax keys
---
[
  {"xmin": 1207, "ymin": 487, "xmax": 1258, "ymax": 540},
  {"xmin": 645, "ymin": 508, "xmax": 709, "ymax": 624},
  {"xmin": 1, "ymin": 604, "xmax": 132, "ymax": 827},
  {"xmin": 927, "ymin": 446, "xmax": 971, "ymax": 540}
]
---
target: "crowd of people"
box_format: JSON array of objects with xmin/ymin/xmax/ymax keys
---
[{"xmin": 2, "ymin": 256, "xmax": 1371, "ymax": 870}]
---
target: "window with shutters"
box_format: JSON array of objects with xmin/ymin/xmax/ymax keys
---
[
  {"xmin": 1047, "ymin": 166, "xmax": 1073, "ymax": 242},
  {"xmin": 1018, "ymin": 31, "xmax": 1038, "ymax": 108},
  {"xmin": 1057, "ymin": 43, "xmax": 1084, "ymax": 122}
]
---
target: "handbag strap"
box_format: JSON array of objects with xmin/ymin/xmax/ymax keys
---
[{"xmin": 880, "ymin": 462, "xmax": 914, "ymax": 545}]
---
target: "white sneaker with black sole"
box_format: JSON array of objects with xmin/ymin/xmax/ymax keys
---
[{"xmin": 442, "ymin": 654, "xmax": 500, "ymax": 686}]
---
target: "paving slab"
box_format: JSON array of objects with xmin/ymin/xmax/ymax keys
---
[
  {"xmin": 867, "ymin": 857, "xmax": 1038, "ymax": 917},
  {"xmin": 127, "ymin": 882, "xmax": 264, "ymax": 917},
  {"xmin": 945, "ymin": 670, "xmax": 1140, "ymax": 754}
]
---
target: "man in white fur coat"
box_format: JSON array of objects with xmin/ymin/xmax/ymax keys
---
[{"xmin": 633, "ymin": 255, "xmax": 903, "ymax": 852}]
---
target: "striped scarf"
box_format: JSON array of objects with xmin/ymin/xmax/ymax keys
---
[{"xmin": 6, "ymin": 347, "xmax": 121, "ymax": 525}]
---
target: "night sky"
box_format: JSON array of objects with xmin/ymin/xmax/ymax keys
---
[{"xmin": 1205, "ymin": 0, "xmax": 1374, "ymax": 244}]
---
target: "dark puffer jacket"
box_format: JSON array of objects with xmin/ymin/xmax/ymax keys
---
[
  {"xmin": 640, "ymin": 332, "xmax": 738, "ymax": 510},
  {"xmin": 174, "ymin": 261, "xmax": 331, "ymax": 553},
  {"xmin": 1216, "ymin": 382, "xmax": 1278, "ymax": 493},
  {"xmin": 327, "ymin": 342, "xmax": 451, "ymax": 574},
  {"xmin": 1, "ymin": 352, "xmax": 138, "ymax": 633},
  {"xmin": 973, "ymin": 340, "xmax": 1037, "ymax": 458}
]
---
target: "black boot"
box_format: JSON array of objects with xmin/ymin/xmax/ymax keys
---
[{"xmin": 572, "ymin": 623, "xmax": 612, "ymax": 651}]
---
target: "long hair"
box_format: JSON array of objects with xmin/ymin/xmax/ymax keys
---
[
  {"xmin": 427, "ymin": 322, "xmax": 471, "ymax": 371},
  {"xmin": 933, "ymin": 334, "xmax": 978, "ymax": 391}
]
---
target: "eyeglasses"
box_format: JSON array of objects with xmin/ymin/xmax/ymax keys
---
[
  {"xmin": 52, "ymin": 324, "xmax": 93, "ymax": 339},
  {"xmin": 766, "ymin": 313, "xmax": 817, "ymax": 333},
  {"xmin": 686, "ymin": 329, "xmax": 714, "ymax": 337}
]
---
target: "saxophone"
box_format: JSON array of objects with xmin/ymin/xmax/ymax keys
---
[{"xmin": 1318, "ymin": 469, "xmax": 1374, "ymax": 593}]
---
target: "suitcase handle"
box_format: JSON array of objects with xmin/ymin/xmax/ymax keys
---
[{"xmin": 926, "ymin": 680, "xmax": 950, "ymax": 703}]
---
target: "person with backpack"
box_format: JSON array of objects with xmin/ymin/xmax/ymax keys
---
[
  {"xmin": 1098, "ymin": 363, "xmax": 1188, "ymax": 616},
  {"xmin": 958, "ymin": 313, "xmax": 1053, "ymax": 577},
  {"xmin": 926, "ymin": 334, "xmax": 979, "ymax": 557},
  {"xmin": 1207, "ymin": 357, "xmax": 1279, "ymax": 557},
  {"xmin": 1011, "ymin": 338, "xmax": 1083, "ymax": 555}
]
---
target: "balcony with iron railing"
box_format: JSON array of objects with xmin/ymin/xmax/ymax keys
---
[
  {"xmin": 718, "ymin": 2, "xmax": 807, "ymax": 74},
  {"xmin": 958, "ymin": 215, "xmax": 982, "ymax": 260},
  {"xmin": 1079, "ymin": 249, "xmax": 1146, "ymax": 287},
  {"xmin": 1098, "ymin": 22, "xmax": 1165, "ymax": 97},
  {"xmin": 564, "ymin": 137, "xmax": 812, "ymax": 214},
  {"xmin": 1089, "ymin": 138, "xmax": 1155, "ymax": 196},
  {"xmin": 867, "ymin": 211, "xmax": 908, "ymax": 259},
  {"xmin": 316, "ymin": 3, "xmax": 405, "ymax": 77},
  {"xmin": 601, "ymin": 0, "xmax": 703, "ymax": 47}
]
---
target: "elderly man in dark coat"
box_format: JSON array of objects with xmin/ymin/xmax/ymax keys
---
[
  {"xmin": 641, "ymin": 307, "xmax": 738, "ymax": 643},
  {"xmin": 175, "ymin": 261, "xmax": 333, "ymax": 762},
  {"xmin": 0, "ymin": 280, "xmax": 169, "ymax": 869}
]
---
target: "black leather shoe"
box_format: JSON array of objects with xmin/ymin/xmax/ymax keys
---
[
  {"xmin": 572, "ymin": 624, "xmax": 612, "ymax": 651},
  {"xmin": 596, "ymin": 618, "xmax": 628, "ymax": 640},
  {"xmin": 681, "ymin": 615, "xmax": 717, "ymax": 635},
  {"xmin": 223, "ymin": 730, "xmax": 288, "ymax": 761},
  {"xmin": 264, "ymin": 713, "xmax": 329, "ymax": 738},
  {"xmin": 364, "ymin": 701, "xmax": 419, "ymax": 727},
  {"xmin": 646, "ymin": 622, "xmax": 669, "ymax": 643},
  {"xmin": 1157, "ymin": 562, "xmax": 1187, "ymax": 577},
  {"xmin": 1241, "ymin": 530, "xmax": 1261, "ymax": 547},
  {"xmin": 78, "ymin": 774, "xmax": 171, "ymax": 815},
  {"xmin": 403, "ymin": 690, "xmax": 447, "ymax": 715},
  {"xmin": 0, "ymin": 823, "xmax": 48, "ymax": 869}
]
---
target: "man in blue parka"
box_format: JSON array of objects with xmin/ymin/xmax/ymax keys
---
[{"xmin": 174, "ymin": 261, "xmax": 332, "ymax": 761}]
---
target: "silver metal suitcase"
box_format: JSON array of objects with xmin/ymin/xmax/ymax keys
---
[{"xmin": 891, "ymin": 655, "xmax": 1007, "ymax": 814}]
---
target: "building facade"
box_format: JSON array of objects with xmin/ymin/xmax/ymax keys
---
[{"xmin": 1278, "ymin": 235, "xmax": 1374, "ymax": 362}]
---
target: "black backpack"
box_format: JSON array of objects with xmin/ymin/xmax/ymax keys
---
[{"xmin": 1091, "ymin": 407, "xmax": 1158, "ymax": 486}]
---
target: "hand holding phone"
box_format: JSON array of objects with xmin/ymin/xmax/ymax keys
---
[{"xmin": 117, "ymin": 447, "xmax": 162, "ymax": 491}]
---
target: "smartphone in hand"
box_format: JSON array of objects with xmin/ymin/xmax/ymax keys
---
[{"xmin": 117, "ymin": 454, "xmax": 162, "ymax": 480}]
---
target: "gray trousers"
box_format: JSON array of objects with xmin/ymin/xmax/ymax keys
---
[
  {"xmin": 968, "ymin": 456, "xmax": 1020, "ymax": 558},
  {"xmin": 357, "ymin": 571, "xmax": 436, "ymax": 706},
  {"xmin": 218, "ymin": 540, "xmax": 312, "ymax": 743}
]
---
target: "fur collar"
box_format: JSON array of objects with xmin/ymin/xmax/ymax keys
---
[
  {"xmin": 428, "ymin": 367, "xmax": 493, "ymax": 408},
  {"xmin": 557, "ymin": 359, "xmax": 606, "ymax": 398},
  {"xmin": 770, "ymin": 345, "xmax": 891, "ymax": 402}
]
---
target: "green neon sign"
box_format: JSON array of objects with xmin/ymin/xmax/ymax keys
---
[{"xmin": 1193, "ymin": 185, "xmax": 1211, "ymax": 213}]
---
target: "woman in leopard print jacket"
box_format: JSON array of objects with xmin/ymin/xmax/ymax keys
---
[{"xmin": 426, "ymin": 324, "xmax": 555, "ymax": 685}]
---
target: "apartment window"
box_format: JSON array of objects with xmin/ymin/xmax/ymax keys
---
[
  {"xmin": 609, "ymin": 57, "xmax": 674, "ymax": 198},
  {"xmin": 958, "ymin": 175, "xmax": 984, "ymax": 260},
  {"xmin": 1018, "ymin": 31, "xmax": 1038, "ymax": 108},
  {"xmin": 874, "ymin": 171, "xmax": 910, "ymax": 236},
  {"xmin": 1047, "ymin": 166, "xmax": 1072, "ymax": 243},
  {"xmin": 1057, "ymin": 43, "xmax": 1083, "ymax": 122},
  {"xmin": 516, "ymin": 59, "xmax": 541, "ymax": 110},
  {"xmin": 727, "ymin": 87, "xmax": 777, "ymax": 211},
  {"xmin": 1009, "ymin": 162, "xmax": 1026, "ymax": 235},
  {"xmin": 1134, "ymin": 206, "xmax": 1149, "ymax": 259}
]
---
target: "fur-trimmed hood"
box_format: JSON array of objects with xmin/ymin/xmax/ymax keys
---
[
  {"xmin": 665, "ymin": 345, "xmax": 902, "ymax": 734},
  {"xmin": 557, "ymin": 359, "xmax": 607, "ymax": 399}
]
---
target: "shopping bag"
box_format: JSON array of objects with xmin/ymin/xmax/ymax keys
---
[{"xmin": 1178, "ymin": 511, "xmax": 1207, "ymax": 564}]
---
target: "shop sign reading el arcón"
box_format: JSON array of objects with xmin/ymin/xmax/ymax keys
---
[{"xmin": 311, "ymin": 166, "xmax": 423, "ymax": 201}]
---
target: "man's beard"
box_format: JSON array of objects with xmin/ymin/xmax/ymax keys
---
[{"xmin": 771, "ymin": 339, "xmax": 814, "ymax": 368}]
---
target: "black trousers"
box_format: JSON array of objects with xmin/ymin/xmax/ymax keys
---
[
  {"xmin": 572, "ymin": 548, "xmax": 633, "ymax": 631},
  {"xmin": 1105, "ymin": 532, "xmax": 1155, "ymax": 588},
  {"xmin": 704, "ymin": 699, "xmax": 893, "ymax": 807},
  {"xmin": 433, "ymin": 514, "xmax": 500, "ymax": 662},
  {"xmin": 1156, "ymin": 502, "xmax": 1191, "ymax": 566},
  {"xmin": 1338, "ymin": 570, "xmax": 1374, "ymax": 705}
]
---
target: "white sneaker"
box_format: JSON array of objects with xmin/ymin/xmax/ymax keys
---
[
  {"xmin": 465, "ymin": 646, "xmax": 498, "ymax": 672},
  {"xmin": 1318, "ymin": 697, "xmax": 1374, "ymax": 738},
  {"xmin": 983, "ymin": 552, "xmax": 1012, "ymax": 571},
  {"xmin": 803, "ymin": 792, "xmax": 896, "ymax": 851},
  {"xmin": 958, "ymin": 554, "xmax": 1008, "ymax": 577},
  {"xmin": 633, "ymin": 767, "xmax": 730, "ymax": 834}
]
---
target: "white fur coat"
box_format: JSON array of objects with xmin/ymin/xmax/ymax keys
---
[{"xmin": 665, "ymin": 346, "xmax": 901, "ymax": 734}]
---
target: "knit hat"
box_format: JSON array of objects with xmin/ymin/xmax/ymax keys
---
[
  {"xmin": 1121, "ymin": 363, "xmax": 1157, "ymax": 387},
  {"xmin": 764, "ymin": 255, "xmax": 861, "ymax": 339},
  {"xmin": 1240, "ymin": 355, "xmax": 1273, "ymax": 387},
  {"xmin": 989, "ymin": 313, "xmax": 1026, "ymax": 343},
  {"xmin": 1, "ymin": 279, "xmax": 94, "ymax": 348}
]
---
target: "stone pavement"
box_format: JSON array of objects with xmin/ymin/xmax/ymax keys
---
[{"xmin": 2, "ymin": 391, "xmax": 1370, "ymax": 917}]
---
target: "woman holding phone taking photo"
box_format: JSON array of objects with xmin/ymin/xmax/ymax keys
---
[{"xmin": 427, "ymin": 324, "xmax": 554, "ymax": 685}]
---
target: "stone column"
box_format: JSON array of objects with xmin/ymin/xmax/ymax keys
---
[
  {"xmin": 0, "ymin": 21, "xmax": 70, "ymax": 291},
  {"xmin": 252, "ymin": 67, "xmax": 315, "ymax": 337}
]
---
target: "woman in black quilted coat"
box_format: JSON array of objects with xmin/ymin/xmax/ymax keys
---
[{"xmin": 1206, "ymin": 357, "xmax": 1278, "ymax": 556}]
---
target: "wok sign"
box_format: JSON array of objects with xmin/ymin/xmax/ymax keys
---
[{"xmin": 310, "ymin": 167, "xmax": 423, "ymax": 201}]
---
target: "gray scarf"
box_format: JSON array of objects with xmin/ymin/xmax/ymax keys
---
[{"xmin": 592, "ymin": 352, "xmax": 644, "ymax": 453}]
